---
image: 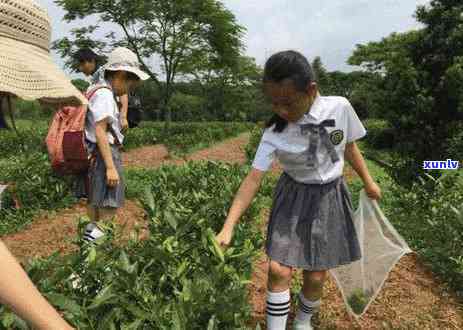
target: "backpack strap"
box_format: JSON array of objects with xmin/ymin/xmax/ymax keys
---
[{"xmin": 86, "ymin": 86, "xmax": 122, "ymax": 146}]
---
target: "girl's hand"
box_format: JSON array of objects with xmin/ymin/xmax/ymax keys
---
[
  {"xmin": 106, "ymin": 168, "xmax": 120, "ymax": 188},
  {"xmin": 365, "ymin": 181, "xmax": 381, "ymax": 200},
  {"xmin": 121, "ymin": 118, "xmax": 129, "ymax": 132},
  {"xmin": 215, "ymin": 227, "xmax": 234, "ymax": 248}
]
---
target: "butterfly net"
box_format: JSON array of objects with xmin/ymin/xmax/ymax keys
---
[
  {"xmin": 0, "ymin": 184, "xmax": 7, "ymax": 210},
  {"xmin": 329, "ymin": 189, "xmax": 412, "ymax": 318}
]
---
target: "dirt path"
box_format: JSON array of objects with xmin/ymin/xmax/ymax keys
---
[
  {"xmin": 248, "ymin": 239, "xmax": 463, "ymax": 329},
  {"xmin": 121, "ymin": 133, "xmax": 251, "ymax": 168},
  {"xmin": 2, "ymin": 132, "xmax": 462, "ymax": 329},
  {"xmin": 2, "ymin": 199, "xmax": 146, "ymax": 262}
]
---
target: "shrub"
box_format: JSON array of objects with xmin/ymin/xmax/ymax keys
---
[{"xmin": 1, "ymin": 162, "xmax": 269, "ymax": 329}]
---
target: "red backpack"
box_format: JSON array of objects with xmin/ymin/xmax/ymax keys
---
[{"xmin": 45, "ymin": 86, "xmax": 118, "ymax": 176}]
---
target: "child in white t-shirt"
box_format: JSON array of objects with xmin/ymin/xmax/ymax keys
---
[{"xmin": 82, "ymin": 47, "xmax": 149, "ymax": 243}]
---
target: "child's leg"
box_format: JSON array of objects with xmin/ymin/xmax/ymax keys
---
[
  {"xmin": 83, "ymin": 205, "xmax": 103, "ymax": 242},
  {"xmin": 302, "ymin": 270, "xmax": 327, "ymax": 300},
  {"xmin": 266, "ymin": 260, "xmax": 292, "ymax": 330},
  {"xmin": 83, "ymin": 207, "xmax": 116, "ymax": 243},
  {"xmin": 294, "ymin": 270, "xmax": 327, "ymax": 327},
  {"xmin": 86, "ymin": 205, "xmax": 99, "ymax": 222}
]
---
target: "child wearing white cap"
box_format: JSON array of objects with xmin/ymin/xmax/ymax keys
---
[
  {"xmin": 83, "ymin": 47, "xmax": 149, "ymax": 243},
  {"xmin": 74, "ymin": 48, "xmax": 130, "ymax": 132}
]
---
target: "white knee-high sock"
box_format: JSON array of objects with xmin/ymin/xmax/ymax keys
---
[
  {"xmin": 266, "ymin": 289, "xmax": 290, "ymax": 330},
  {"xmin": 295, "ymin": 292, "xmax": 320, "ymax": 324}
]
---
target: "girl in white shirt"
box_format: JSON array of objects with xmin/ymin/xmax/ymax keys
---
[
  {"xmin": 83, "ymin": 47, "xmax": 149, "ymax": 243},
  {"xmin": 216, "ymin": 50, "xmax": 381, "ymax": 330}
]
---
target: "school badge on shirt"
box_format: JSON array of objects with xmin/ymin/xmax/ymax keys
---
[{"xmin": 330, "ymin": 129, "xmax": 344, "ymax": 145}]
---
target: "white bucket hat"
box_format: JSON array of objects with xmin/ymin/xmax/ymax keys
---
[
  {"xmin": 103, "ymin": 47, "xmax": 150, "ymax": 81},
  {"xmin": 0, "ymin": 0, "xmax": 86, "ymax": 105}
]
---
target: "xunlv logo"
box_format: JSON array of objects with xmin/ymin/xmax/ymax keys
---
[{"xmin": 423, "ymin": 159, "xmax": 459, "ymax": 170}]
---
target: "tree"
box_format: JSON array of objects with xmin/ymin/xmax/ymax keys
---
[
  {"xmin": 312, "ymin": 57, "xmax": 330, "ymax": 93},
  {"xmin": 311, "ymin": 56, "xmax": 383, "ymax": 119},
  {"xmin": 186, "ymin": 55, "xmax": 262, "ymax": 121},
  {"xmin": 53, "ymin": 0, "xmax": 245, "ymax": 128},
  {"xmin": 71, "ymin": 79, "xmax": 89, "ymax": 93},
  {"xmin": 168, "ymin": 92, "xmax": 205, "ymax": 121},
  {"xmin": 349, "ymin": 1, "xmax": 463, "ymax": 185},
  {"xmin": 348, "ymin": 72, "xmax": 386, "ymax": 119},
  {"xmin": 208, "ymin": 56, "xmax": 262, "ymax": 120}
]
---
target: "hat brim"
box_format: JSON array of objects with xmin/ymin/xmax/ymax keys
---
[
  {"xmin": 0, "ymin": 36, "xmax": 87, "ymax": 105},
  {"xmin": 104, "ymin": 66, "xmax": 150, "ymax": 81}
]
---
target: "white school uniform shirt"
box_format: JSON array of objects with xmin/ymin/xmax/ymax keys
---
[
  {"xmin": 85, "ymin": 80, "xmax": 124, "ymax": 145},
  {"xmin": 252, "ymin": 95, "xmax": 366, "ymax": 184}
]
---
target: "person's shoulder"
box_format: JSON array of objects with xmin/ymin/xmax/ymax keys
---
[
  {"xmin": 86, "ymin": 86, "xmax": 114, "ymax": 112},
  {"xmin": 320, "ymin": 96, "xmax": 353, "ymax": 113},
  {"xmin": 321, "ymin": 95, "xmax": 350, "ymax": 106},
  {"xmin": 261, "ymin": 124, "xmax": 287, "ymax": 145},
  {"xmin": 88, "ymin": 85, "xmax": 113, "ymax": 99}
]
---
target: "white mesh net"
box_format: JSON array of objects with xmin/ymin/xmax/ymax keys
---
[
  {"xmin": 330, "ymin": 189, "xmax": 413, "ymax": 318},
  {"xmin": 0, "ymin": 184, "xmax": 7, "ymax": 209}
]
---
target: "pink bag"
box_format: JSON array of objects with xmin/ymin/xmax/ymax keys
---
[{"xmin": 45, "ymin": 86, "xmax": 113, "ymax": 176}]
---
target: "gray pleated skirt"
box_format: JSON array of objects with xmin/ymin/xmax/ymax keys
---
[
  {"xmin": 87, "ymin": 142, "xmax": 125, "ymax": 209},
  {"xmin": 265, "ymin": 173, "xmax": 361, "ymax": 271}
]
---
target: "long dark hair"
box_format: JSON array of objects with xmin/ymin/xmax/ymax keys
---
[{"xmin": 263, "ymin": 50, "xmax": 316, "ymax": 133}]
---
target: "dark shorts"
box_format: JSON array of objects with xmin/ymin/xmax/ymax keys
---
[{"xmin": 265, "ymin": 173, "xmax": 361, "ymax": 270}]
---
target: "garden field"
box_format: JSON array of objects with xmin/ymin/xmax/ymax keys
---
[
  {"xmin": 0, "ymin": 0, "xmax": 462, "ymax": 328},
  {"xmin": 0, "ymin": 120, "xmax": 462, "ymax": 329}
]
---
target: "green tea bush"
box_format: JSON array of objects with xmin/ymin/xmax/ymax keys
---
[
  {"xmin": 13, "ymin": 100, "xmax": 54, "ymax": 120},
  {"xmin": 0, "ymin": 162, "xmax": 268, "ymax": 329},
  {"xmin": 0, "ymin": 153, "xmax": 75, "ymax": 235},
  {"xmin": 444, "ymin": 123, "xmax": 463, "ymax": 162},
  {"xmin": 244, "ymin": 125, "xmax": 263, "ymax": 165},
  {"xmin": 349, "ymin": 159, "xmax": 463, "ymax": 297},
  {"xmin": 0, "ymin": 122, "xmax": 252, "ymax": 235},
  {"xmin": 0, "ymin": 122, "xmax": 252, "ymax": 160},
  {"xmin": 384, "ymin": 171, "xmax": 463, "ymax": 297},
  {"xmin": 0, "ymin": 127, "xmax": 47, "ymax": 158},
  {"xmin": 124, "ymin": 122, "xmax": 253, "ymax": 154},
  {"xmin": 363, "ymin": 119, "xmax": 395, "ymax": 150}
]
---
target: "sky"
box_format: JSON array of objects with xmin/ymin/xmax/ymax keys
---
[{"xmin": 38, "ymin": 0, "xmax": 430, "ymax": 77}]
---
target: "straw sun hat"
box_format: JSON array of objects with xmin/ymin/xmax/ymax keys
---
[{"xmin": 0, "ymin": 0, "xmax": 86, "ymax": 105}]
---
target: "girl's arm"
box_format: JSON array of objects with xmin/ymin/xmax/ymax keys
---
[
  {"xmin": 119, "ymin": 94, "xmax": 129, "ymax": 131},
  {"xmin": 345, "ymin": 142, "xmax": 381, "ymax": 200},
  {"xmin": 0, "ymin": 241, "xmax": 74, "ymax": 330},
  {"xmin": 95, "ymin": 119, "xmax": 119, "ymax": 187},
  {"xmin": 216, "ymin": 168, "xmax": 265, "ymax": 246}
]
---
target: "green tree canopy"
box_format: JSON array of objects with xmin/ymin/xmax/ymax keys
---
[
  {"xmin": 71, "ymin": 79, "xmax": 90, "ymax": 93},
  {"xmin": 349, "ymin": 0, "xmax": 463, "ymax": 184},
  {"xmin": 53, "ymin": 0, "xmax": 245, "ymax": 126}
]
